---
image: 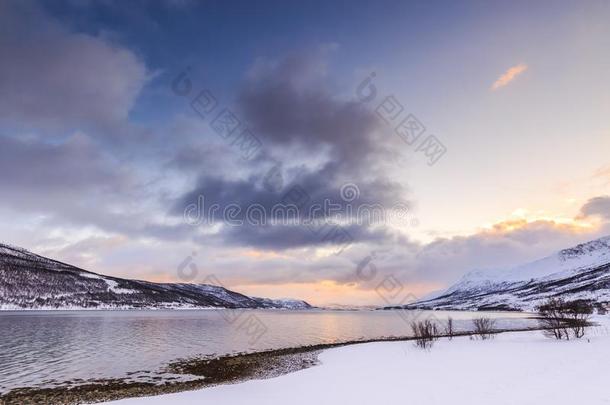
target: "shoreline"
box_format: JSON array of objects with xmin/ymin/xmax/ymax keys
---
[
  {"xmin": 104, "ymin": 317, "xmax": 610, "ymax": 405},
  {"xmin": 0, "ymin": 325, "xmax": 546, "ymax": 405}
]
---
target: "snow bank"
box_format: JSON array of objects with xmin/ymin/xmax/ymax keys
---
[{"xmin": 101, "ymin": 317, "xmax": 610, "ymax": 405}]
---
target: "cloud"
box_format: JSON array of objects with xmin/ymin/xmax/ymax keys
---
[
  {"xmin": 491, "ymin": 63, "xmax": 528, "ymax": 90},
  {"xmin": 174, "ymin": 168, "xmax": 406, "ymax": 250},
  {"xmin": 172, "ymin": 49, "xmax": 411, "ymax": 251},
  {"xmin": 238, "ymin": 48, "xmax": 389, "ymax": 171},
  {"xmin": 0, "ymin": 132, "xmax": 199, "ymax": 242},
  {"xmin": 0, "ymin": 3, "xmax": 191, "ymax": 242},
  {"xmin": 0, "ymin": 2, "xmax": 150, "ymax": 134},
  {"xmin": 580, "ymin": 196, "xmax": 610, "ymax": 219},
  {"xmin": 0, "ymin": 134, "xmax": 125, "ymax": 195},
  {"xmin": 400, "ymin": 198, "xmax": 610, "ymax": 290},
  {"xmin": 354, "ymin": 217, "xmax": 607, "ymax": 297}
]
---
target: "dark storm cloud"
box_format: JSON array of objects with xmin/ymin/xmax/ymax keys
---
[
  {"xmin": 238, "ymin": 50, "xmax": 386, "ymax": 171},
  {"xmin": 176, "ymin": 170, "xmax": 405, "ymax": 218},
  {"xmin": 580, "ymin": 196, "xmax": 610, "ymax": 220},
  {"xmin": 239, "ymin": 82, "xmax": 377, "ymax": 162},
  {"xmin": 173, "ymin": 49, "xmax": 410, "ymax": 251},
  {"xmin": 218, "ymin": 224, "xmax": 393, "ymax": 251},
  {"xmin": 174, "ymin": 171, "xmax": 405, "ymax": 249}
]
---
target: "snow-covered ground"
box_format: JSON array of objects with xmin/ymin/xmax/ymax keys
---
[{"xmin": 102, "ymin": 316, "xmax": 610, "ymax": 405}]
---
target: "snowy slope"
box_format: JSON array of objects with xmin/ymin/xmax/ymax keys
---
[
  {"xmin": 0, "ymin": 244, "xmax": 312, "ymax": 310},
  {"xmin": 395, "ymin": 236, "xmax": 610, "ymax": 311}
]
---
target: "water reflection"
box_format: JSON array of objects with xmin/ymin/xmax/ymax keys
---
[{"xmin": 0, "ymin": 309, "xmax": 534, "ymax": 393}]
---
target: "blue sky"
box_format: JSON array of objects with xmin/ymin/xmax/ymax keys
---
[{"xmin": 1, "ymin": 0, "xmax": 609, "ymax": 305}]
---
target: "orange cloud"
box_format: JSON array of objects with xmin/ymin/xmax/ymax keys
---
[
  {"xmin": 240, "ymin": 249, "xmax": 288, "ymax": 260},
  {"xmin": 593, "ymin": 165, "xmax": 610, "ymax": 186},
  {"xmin": 483, "ymin": 216, "xmax": 595, "ymax": 235},
  {"xmin": 491, "ymin": 63, "xmax": 528, "ymax": 90}
]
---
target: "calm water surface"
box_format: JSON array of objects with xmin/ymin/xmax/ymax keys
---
[{"xmin": 0, "ymin": 309, "xmax": 535, "ymax": 393}]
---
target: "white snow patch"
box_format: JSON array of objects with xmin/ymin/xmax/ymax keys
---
[
  {"xmin": 79, "ymin": 272, "xmax": 103, "ymax": 279},
  {"xmin": 104, "ymin": 279, "xmax": 138, "ymax": 295}
]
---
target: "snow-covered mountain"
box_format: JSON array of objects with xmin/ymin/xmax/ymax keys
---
[
  {"xmin": 0, "ymin": 244, "xmax": 312, "ymax": 310},
  {"xmin": 393, "ymin": 236, "xmax": 610, "ymax": 311}
]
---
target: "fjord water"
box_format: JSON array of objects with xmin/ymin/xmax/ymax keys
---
[{"xmin": 0, "ymin": 309, "xmax": 535, "ymax": 393}]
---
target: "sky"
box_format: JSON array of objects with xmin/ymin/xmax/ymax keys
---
[{"xmin": 1, "ymin": 0, "xmax": 610, "ymax": 306}]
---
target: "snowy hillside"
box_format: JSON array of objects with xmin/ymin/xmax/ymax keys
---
[
  {"xmin": 0, "ymin": 244, "xmax": 312, "ymax": 310},
  {"xmin": 391, "ymin": 236, "xmax": 610, "ymax": 311}
]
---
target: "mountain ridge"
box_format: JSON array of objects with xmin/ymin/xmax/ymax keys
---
[
  {"xmin": 388, "ymin": 235, "xmax": 610, "ymax": 311},
  {"xmin": 0, "ymin": 243, "xmax": 312, "ymax": 310}
]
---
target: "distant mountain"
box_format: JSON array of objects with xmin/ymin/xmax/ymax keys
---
[
  {"xmin": 0, "ymin": 244, "xmax": 312, "ymax": 310},
  {"xmin": 386, "ymin": 236, "xmax": 610, "ymax": 311}
]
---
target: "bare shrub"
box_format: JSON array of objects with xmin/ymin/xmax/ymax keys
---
[
  {"xmin": 472, "ymin": 317, "xmax": 496, "ymax": 340},
  {"xmin": 563, "ymin": 300, "xmax": 593, "ymax": 339},
  {"xmin": 537, "ymin": 298, "xmax": 593, "ymax": 340},
  {"xmin": 444, "ymin": 317, "xmax": 454, "ymax": 340},
  {"xmin": 538, "ymin": 298, "xmax": 570, "ymax": 340},
  {"xmin": 411, "ymin": 319, "xmax": 439, "ymax": 349}
]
